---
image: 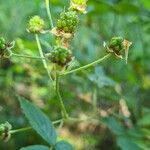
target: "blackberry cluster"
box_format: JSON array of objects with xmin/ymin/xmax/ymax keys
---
[
  {"xmin": 56, "ymin": 11, "xmax": 79, "ymax": 33},
  {"xmin": 0, "ymin": 37, "xmax": 6, "ymax": 57},
  {"xmin": 0, "ymin": 37, "xmax": 6, "ymax": 50},
  {"xmin": 0, "ymin": 37, "xmax": 15, "ymax": 58},
  {"xmin": 108, "ymin": 37, "xmax": 124, "ymax": 54},
  {"xmin": 0, "ymin": 122, "xmax": 12, "ymax": 142},
  {"xmin": 47, "ymin": 47, "xmax": 72, "ymax": 67},
  {"xmin": 27, "ymin": 16, "xmax": 45, "ymax": 33}
]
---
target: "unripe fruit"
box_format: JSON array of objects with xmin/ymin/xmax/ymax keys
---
[
  {"xmin": 56, "ymin": 11, "xmax": 79, "ymax": 33},
  {"xmin": 0, "ymin": 37, "xmax": 14, "ymax": 58},
  {"xmin": 0, "ymin": 37, "xmax": 6, "ymax": 57},
  {"xmin": 108, "ymin": 37, "xmax": 124, "ymax": 56},
  {"xmin": 105, "ymin": 36, "xmax": 132, "ymax": 63},
  {"xmin": 27, "ymin": 16, "xmax": 45, "ymax": 34},
  {"xmin": 0, "ymin": 122, "xmax": 12, "ymax": 142},
  {"xmin": 47, "ymin": 46, "xmax": 72, "ymax": 67},
  {"xmin": 0, "ymin": 37, "xmax": 6, "ymax": 50}
]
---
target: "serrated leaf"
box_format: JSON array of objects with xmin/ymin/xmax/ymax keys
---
[
  {"xmin": 21, "ymin": 145, "xmax": 49, "ymax": 150},
  {"xmin": 101, "ymin": 117, "xmax": 124, "ymax": 135},
  {"xmin": 88, "ymin": 66, "xmax": 116, "ymax": 88},
  {"xmin": 19, "ymin": 97, "xmax": 57, "ymax": 145},
  {"xmin": 55, "ymin": 141, "xmax": 74, "ymax": 150},
  {"xmin": 117, "ymin": 137, "xmax": 142, "ymax": 150}
]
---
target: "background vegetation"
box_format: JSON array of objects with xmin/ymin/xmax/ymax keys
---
[{"xmin": 0, "ymin": 0, "xmax": 150, "ymax": 149}]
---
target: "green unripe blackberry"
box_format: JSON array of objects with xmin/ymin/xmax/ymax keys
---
[
  {"xmin": 108, "ymin": 37, "xmax": 124, "ymax": 53},
  {"xmin": 0, "ymin": 37, "xmax": 6, "ymax": 57},
  {"xmin": 27, "ymin": 16, "xmax": 45, "ymax": 33},
  {"xmin": 0, "ymin": 122, "xmax": 12, "ymax": 142},
  {"xmin": 106, "ymin": 36, "xmax": 132, "ymax": 63},
  {"xmin": 47, "ymin": 46, "xmax": 72, "ymax": 67},
  {"xmin": 0, "ymin": 37, "xmax": 6, "ymax": 50},
  {"xmin": 56, "ymin": 11, "xmax": 79, "ymax": 33},
  {"xmin": 0, "ymin": 37, "xmax": 14, "ymax": 58}
]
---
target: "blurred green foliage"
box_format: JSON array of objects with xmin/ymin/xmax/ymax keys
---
[{"xmin": 0, "ymin": 0, "xmax": 150, "ymax": 150}]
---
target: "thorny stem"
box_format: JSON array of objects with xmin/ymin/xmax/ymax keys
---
[
  {"xmin": 10, "ymin": 119, "xmax": 63, "ymax": 134},
  {"xmin": 60, "ymin": 53, "xmax": 111, "ymax": 76},
  {"xmin": 45, "ymin": 0, "xmax": 54, "ymax": 29},
  {"xmin": 55, "ymin": 73, "xmax": 69, "ymax": 119},
  {"xmin": 35, "ymin": 34, "xmax": 53, "ymax": 82},
  {"xmin": 12, "ymin": 53, "xmax": 45, "ymax": 60}
]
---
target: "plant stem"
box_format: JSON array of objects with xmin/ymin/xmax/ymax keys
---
[
  {"xmin": 10, "ymin": 117, "xmax": 97, "ymax": 135},
  {"xmin": 55, "ymin": 74, "xmax": 69, "ymax": 119},
  {"xmin": 58, "ymin": 120, "xmax": 64, "ymax": 130},
  {"xmin": 53, "ymin": 119, "xmax": 63, "ymax": 125},
  {"xmin": 45, "ymin": 0, "xmax": 54, "ymax": 29},
  {"xmin": 68, "ymin": 117, "xmax": 98, "ymax": 124},
  {"xmin": 10, "ymin": 119, "xmax": 62, "ymax": 134},
  {"xmin": 12, "ymin": 53, "xmax": 45, "ymax": 59},
  {"xmin": 61, "ymin": 53, "xmax": 111, "ymax": 76},
  {"xmin": 10, "ymin": 127, "xmax": 32, "ymax": 134},
  {"xmin": 35, "ymin": 34, "xmax": 53, "ymax": 82}
]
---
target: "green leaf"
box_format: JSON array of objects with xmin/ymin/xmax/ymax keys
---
[
  {"xmin": 117, "ymin": 137, "xmax": 142, "ymax": 150},
  {"xmin": 19, "ymin": 97, "xmax": 57, "ymax": 145},
  {"xmin": 21, "ymin": 145, "xmax": 49, "ymax": 150},
  {"xmin": 88, "ymin": 66, "xmax": 116, "ymax": 88},
  {"xmin": 101, "ymin": 117, "xmax": 124, "ymax": 135},
  {"xmin": 54, "ymin": 141, "xmax": 74, "ymax": 150}
]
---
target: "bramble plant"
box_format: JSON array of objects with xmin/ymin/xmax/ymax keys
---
[
  {"xmin": 27, "ymin": 16, "xmax": 45, "ymax": 34},
  {"xmin": 0, "ymin": 37, "xmax": 14, "ymax": 58},
  {"xmin": 0, "ymin": 0, "xmax": 132, "ymax": 150}
]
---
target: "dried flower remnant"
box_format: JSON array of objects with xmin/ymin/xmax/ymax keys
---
[
  {"xmin": 69, "ymin": 0, "xmax": 88, "ymax": 14},
  {"xmin": 104, "ymin": 37, "xmax": 132, "ymax": 63}
]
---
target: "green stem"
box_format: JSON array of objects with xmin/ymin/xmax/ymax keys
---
[
  {"xmin": 55, "ymin": 74, "xmax": 69, "ymax": 119},
  {"xmin": 68, "ymin": 117, "xmax": 97, "ymax": 123},
  {"xmin": 35, "ymin": 34, "xmax": 53, "ymax": 82},
  {"xmin": 58, "ymin": 120, "xmax": 64, "ymax": 129},
  {"xmin": 61, "ymin": 53, "xmax": 111, "ymax": 76},
  {"xmin": 10, "ymin": 119, "xmax": 62, "ymax": 134},
  {"xmin": 10, "ymin": 127, "xmax": 32, "ymax": 134},
  {"xmin": 12, "ymin": 53, "xmax": 45, "ymax": 59},
  {"xmin": 45, "ymin": 0, "xmax": 54, "ymax": 29},
  {"xmin": 53, "ymin": 119, "xmax": 63, "ymax": 125}
]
